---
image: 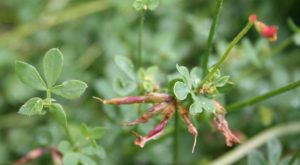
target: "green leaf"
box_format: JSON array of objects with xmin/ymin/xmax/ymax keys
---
[
  {"xmin": 43, "ymin": 48, "xmax": 63, "ymax": 87},
  {"xmin": 114, "ymin": 55, "xmax": 136, "ymax": 80},
  {"xmin": 267, "ymin": 138, "xmax": 282, "ymax": 165},
  {"xmin": 79, "ymin": 154, "xmax": 96, "ymax": 165},
  {"xmin": 173, "ymin": 81, "xmax": 190, "ymax": 100},
  {"xmin": 199, "ymin": 96, "xmax": 216, "ymax": 114},
  {"xmin": 18, "ymin": 97, "xmax": 44, "ymax": 116},
  {"xmin": 82, "ymin": 146, "xmax": 106, "ymax": 159},
  {"xmin": 293, "ymin": 33, "xmax": 300, "ymax": 46},
  {"xmin": 15, "ymin": 61, "xmax": 47, "ymax": 90},
  {"xmin": 190, "ymin": 67, "xmax": 202, "ymax": 88},
  {"xmin": 189, "ymin": 101, "xmax": 203, "ymax": 115},
  {"xmin": 58, "ymin": 141, "xmax": 71, "ymax": 153},
  {"xmin": 63, "ymin": 152, "xmax": 80, "ymax": 165},
  {"xmin": 52, "ymin": 80, "xmax": 87, "ymax": 99},
  {"xmin": 113, "ymin": 77, "xmax": 137, "ymax": 95},
  {"xmin": 133, "ymin": 0, "xmax": 160, "ymax": 11},
  {"xmin": 49, "ymin": 103, "xmax": 67, "ymax": 127},
  {"xmin": 247, "ymin": 150, "xmax": 266, "ymax": 165},
  {"xmin": 148, "ymin": 0, "xmax": 160, "ymax": 10},
  {"xmin": 214, "ymin": 76, "xmax": 230, "ymax": 87},
  {"xmin": 81, "ymin": 124, "xmax": 106, "ymax": 140}
]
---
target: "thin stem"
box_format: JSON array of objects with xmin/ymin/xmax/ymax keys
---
[
  {"xmin": 227, "ymin": 80, "xmax": 300, "ymax": 111},
  {"xmin": 210, "ymin": 122, "xmax": 300, "ymax": 165},
  {"xmin": 200, "ymin": 21, "xmax": 254, "ymax": 86},
  {"xmin": 202, "ymin": 0, "xmax": 224, "ymax": 77},
  {"xmin": 269, "ymin": 36, "xmax": 294, "ymax": 56},
  {"xmin": 64, "ymin": 125, "xmax": 75, "ymax": 145},
  {"xmin": 173, "ymin": 108, "xmax": 179, "ymax": 165},
  {"xmin": 138, "ymin": 10, "xmax": 145, "ymax": 67}
]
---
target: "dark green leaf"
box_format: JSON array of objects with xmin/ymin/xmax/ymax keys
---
[
  {"xmin": 173, "ymin": 81, "xmax": 190, "ymax": 100},
  {"xmin": 267, "ymin": 138, "xmax": 282, "ymax": 165},
  {"xmin": 18, "ymin": 97, "xmax": 44, "ymax": 116},
  {"xmin": 247, "ymin": 150, "xmax": 266, "ymax": 165},
  {"xmin": 114, "ymin": 55, "xmax": 136, "ymax": 80},
  {"xmin": 49, "ymin": 103, "xmax": 67, "ymax": 127},
  {"xmin": 52, "ymin": 80, "xmax": 87, "ymax": 99},
  {"xmin": 15, "ymin": 61, "xmax": 47, "ymax": 90},
  {"xmin": 43, "ymin": 48, "xmax": 63, "ymax": 87}
]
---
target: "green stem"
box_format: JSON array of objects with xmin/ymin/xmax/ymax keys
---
[
  {"xmin": 173, "ymin": 108, "xmax": 179, "ymax": 165},
  {"xmin": 64, "ymin": 125, "xmax": 75, "ymax": 145},
  {"xmin": 269, "ymin": 36, "xmax": 294, "ymax": 56},
  {"xmin": 227, "ymin": 80, "xmax": 300, "ymax": 111},
  {"xmin": 138, "ymin": 10, "xmax": 145, "ymax": 67},
  {"xmin": 202, "ymin": 0, "xmax": 224, "ymax": 76},
  {"xmin": 210, "ymin": 122, "xmax": 300, "ymax": 165},
  {"xmin": 200, "ymin": 21, "xmax": 253, "ymax": 86}
]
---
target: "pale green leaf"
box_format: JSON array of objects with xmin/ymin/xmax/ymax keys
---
[
  {"xmin": 214, "ymin": 76, "xmax": 230, "ymax": 87},
  {"xmin": 114, "ymin": 55, "xmax": 136, "ymax": 80},
  {"xmin": 189, "ymin": 101, "xmax": 203, "ymax": 115},
  {"xmin": 58, "ymin": 141, "xmax": 71, "ymax": 153},
  {"xmin": 18, "ymin": 97, "xmax": 44, "ymax": 116},
  {"xmin": 173, "ymin": 81, "xmax": 190, "ymax": 100},
  {"xmin": 82, "ymin": 146, "xmax": 106, "ymax": 159},
  {"xmin": 49, "ymin": 103, "xmax": 67, "ymax": 127},
  {"xmin": 63, "ymin": 152, "xmax": 80, "ymax": 165},
  {"xmin": 15, "ymin": 61, "xmax": 47, "ymax": 90},
  {"xmin": 113, "ymin": 77, "xmax": 137, "ymax": 95},
  {"xmin": 247, "ymin": 150, "xmax": 266, "ymax": 165},
  {"xmin": 52, "ymin": 80, "xmax": 87, "ymax": 99},
  {"xmin": 190, "ymin": 67, "xmax": 202, "ymax": 88},
  {"xmin": 199, "ymin": 96, "xmax": 216, "ymax": 114},
  {"xmin": 79, "ymin": 154, "xmax": 96, "ymax": 165},
  {"xmin": 267, "ymin": 138, "xmax": 282, "ymax": 165},
  {"xmin": 293, "ymin": 33, "xmax": 300, "ymax": 46},
  {"xmin": 43, "ymin": 48, "xmax": 63, "ymax": 87}
]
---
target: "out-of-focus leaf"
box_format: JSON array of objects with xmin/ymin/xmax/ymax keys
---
[
  {"xmin": 43, "ymin": 48, "xmax": 63, "ymax": 87},
  {"xmin": 267, "ymin": 138, "xmax": 282, "ymax": 165},
  {"xmin": 79, "ymin": 154, "xmax": 97, "ymax": 165},
  {"xmin": 247, "ymin": 150, "xmax": 266, "ymax": 165},
  {"xmin": 173, "ymin": 81, "xmax": 190, "ymax": 100},
  {"xmin": 214, "ymin": 76, "xmax": 230, "ymax": 87},
  {"xmin": 189, "ymin": 101, "xmax": 203, "ymax": 115},
  {"xmin": 293, "ymin": 33, "xmax": 300, "ymax": 46},
  {"xmin": 113, "ymin": 77, "xmax": 137, "ymax": 95},
  {"xmin": 49, "ymin": 103, "xmax": 67, "ymax": 127},
  {"xmin": 18, "ymin": 97, "xmax": 44, "ymax": 116},
  {"xmin": 63, "ymin": 152, "xmax": 80, "ymax": 165},
  {"xmin": 58, "ymin": 141, "xmax": 71, "ymax": 153},
  {"xmin": 52, "ymin": 80, "xmax": 87, "ymax": 99},
  {"xmin": 15, "ymin": 61, "xmax": 47, "ymax": 90},
  {"xmin": 114, "ymin": 55, "xmax": 136, "ymax": 80}
]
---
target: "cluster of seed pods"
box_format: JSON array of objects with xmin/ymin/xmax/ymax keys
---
[{"xmin": 94, "ymin": 92, "xmax": 239, "ymax": 152}]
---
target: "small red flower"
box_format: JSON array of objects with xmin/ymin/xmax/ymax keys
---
[{"xmin": 249, "ymin": 14, "xmax": 278, "ymax": 42}]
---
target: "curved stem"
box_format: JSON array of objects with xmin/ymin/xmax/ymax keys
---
[
  {"xmin": 138, "ymin": 10, "xmax": 145, "ymax": 67},
  {"xmin": 200, "ymin": 21, "xmax": 254, "ymax": 86},
  {"xmin": 227, "ymin": 80, "xmax": 300, "ymax": 111},
  {"xmin": 210, "ymin": 122, "xmax": 300, "ymax": 165},
  {"xmin": 202, "ymin": 0, "xmax": 224, "ymax": 76}
]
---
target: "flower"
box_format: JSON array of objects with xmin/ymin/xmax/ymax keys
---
[{"xmin": 249, "ymin": 14, "xmax": 278, "ymax": 42}]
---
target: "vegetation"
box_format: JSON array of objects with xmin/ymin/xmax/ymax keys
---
[{"xmin": 0, "ymin": 0, "xmax": 300, "ymax": 164}]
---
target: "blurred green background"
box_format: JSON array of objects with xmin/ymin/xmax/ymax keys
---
[{"xmin": 0, "ymin": 0, "xmax": 300, "ymax": 164}]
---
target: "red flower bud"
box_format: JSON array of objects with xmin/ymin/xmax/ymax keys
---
[
  {"xmin": 261, "ymin": 25, "xmax": 277, "ymax": 41},
  {"xmin": 249, "ymin": 14, "xmax": 257, "ymax": 23}
]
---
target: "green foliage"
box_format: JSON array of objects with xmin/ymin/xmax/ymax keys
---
[
  {"xmin": 247, "ymin": 139, "xmax": 300, "ymax": 165},
  {"xmin": 172, "ymin": 64, "xmax": 230, "ymax": 115},
  {"xmin": 52, "ymin": 80, "xmax": 87, "ymax": 99},
  {"xmin": 43, "ymin": 48, "xmax": 63, "ymax": 87},
  {"xmin": 18, "ymin": 97, "xmax": 45, "ymax": 116},
  {"xmin": 133, "ymin": 0, "xmax": 160, "ymax": 11},
  {"xmin": 15, "ymin": 61, "xmax": 47, "ymax": 90},
  {"xmin": 49, "ymin": 103, "xmax": 67, "ymax": 127}
]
